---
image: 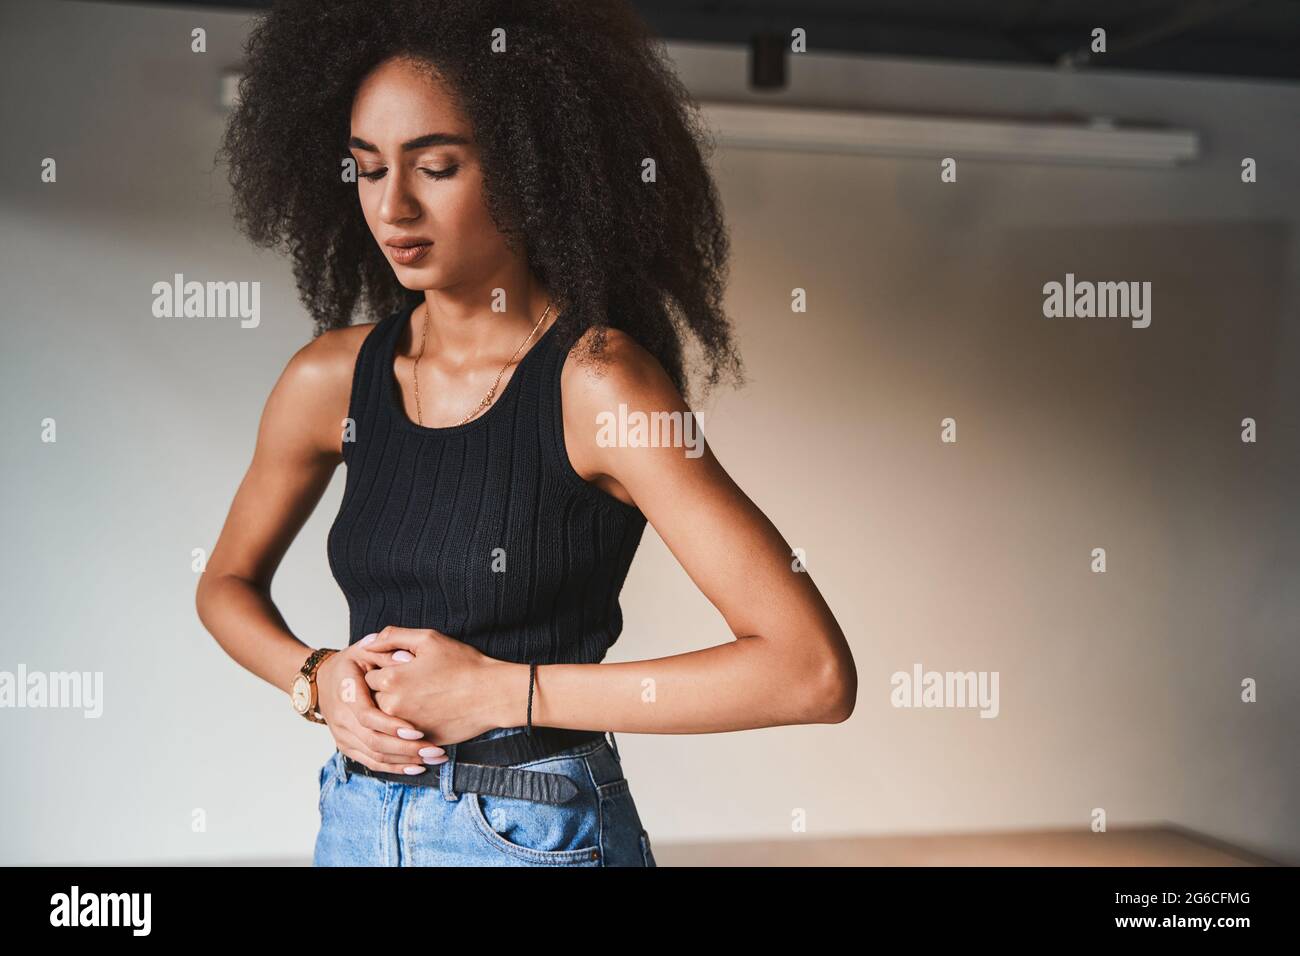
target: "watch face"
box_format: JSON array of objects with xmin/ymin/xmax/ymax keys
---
[{"xmin": 291, "ymin": 675, "xmax": 310, "ymax": 713}]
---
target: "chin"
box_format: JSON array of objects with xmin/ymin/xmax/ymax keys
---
[{"xmin": 392, "ymin": 268, "xmax": 440, "ymax": 291}]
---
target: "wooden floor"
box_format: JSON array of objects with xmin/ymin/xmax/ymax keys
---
[{"xmin": 654, "ymin": 825, "xmax": 1278, "ymax": 866}]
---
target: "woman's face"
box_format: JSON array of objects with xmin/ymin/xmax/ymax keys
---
[{"xmin": 348, "ymin": 56, "xmax": 510, "ymax": 292}]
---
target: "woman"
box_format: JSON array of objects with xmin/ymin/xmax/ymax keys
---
[{"xmin": 198, "ymin": 0, "xmax": 856, "ymax": 867}]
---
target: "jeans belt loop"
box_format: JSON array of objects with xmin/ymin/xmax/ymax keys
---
[{"xmin": 440, "ymin": 741, "xmax": 459, "ymax": 802}]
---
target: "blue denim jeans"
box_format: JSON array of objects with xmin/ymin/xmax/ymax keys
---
[{"xmin": 312, "ymin": 725, "xmax": 657, "ymax": 866}]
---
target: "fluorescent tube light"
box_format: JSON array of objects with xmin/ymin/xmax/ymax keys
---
[{"xmin": 697, "ymin": 101, "xmax": 1199, "ymax": 167}]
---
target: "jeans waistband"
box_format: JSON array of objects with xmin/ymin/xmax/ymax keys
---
[{"xmin": 338, "ymin": 727, "xmax": 609, "ymax": 805}]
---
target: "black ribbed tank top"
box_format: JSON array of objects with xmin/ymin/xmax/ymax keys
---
[{"xmin": 326, "ymin": 304, "xmax": 647, "ymax": 665}]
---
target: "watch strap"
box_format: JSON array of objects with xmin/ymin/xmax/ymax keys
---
[{"xmin": 296, "ymin": 648, "xmax": 338, "ymax": 722}]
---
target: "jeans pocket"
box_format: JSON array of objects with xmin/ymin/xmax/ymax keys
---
[{"xmin": 466, "ymin": 755, "xmax": 601, "ymax": 865}]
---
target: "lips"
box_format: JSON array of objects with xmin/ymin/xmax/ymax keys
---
[{"xmin": 386, "ymin": 239, "xmax": 432, "ymax": 265}]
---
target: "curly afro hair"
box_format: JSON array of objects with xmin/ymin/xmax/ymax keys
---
[{"xmin": 216, "ymin": 0, "xmax": 743, "ymax": 402}]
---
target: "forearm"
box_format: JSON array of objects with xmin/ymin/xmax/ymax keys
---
[
  {"xmin": 195, "ymin": 572, "xmax": 316, "ymax": 695},
  {"xmin": 493, "ymin": 634, "xmax": 847, "ymax": 734}
]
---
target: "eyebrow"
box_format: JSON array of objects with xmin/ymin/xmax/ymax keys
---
[{"xmin": 347, "ymin": 132, "xmax": 471, "ymax": 152}]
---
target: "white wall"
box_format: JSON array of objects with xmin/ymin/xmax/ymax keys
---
[{"xmin": 1, "ymin": 0, "xmax": 1296, "ymax": 864}]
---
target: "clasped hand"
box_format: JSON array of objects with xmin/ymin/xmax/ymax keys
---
[{"xmin": 314, "ymin": 626, "xmax": 508, "ymax": 774}]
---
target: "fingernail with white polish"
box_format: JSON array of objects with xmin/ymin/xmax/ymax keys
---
[
  {"xmin": 397, "ymin": 728, "xmax": 424, "ymax": 739},
  {"xmin": 419, "ymin": 747, "xmax": 445, "ymax": 759},
  {"xmin": 403, "ymin": 766, "xmax": 425, "ymax": 774},
  {"xmin": 361, "ymin": 633, "xmax": 377, "ymax": 645},
  {"xmin": 392, "ymin": 650, "xmax": 413, "ymax": 662}
]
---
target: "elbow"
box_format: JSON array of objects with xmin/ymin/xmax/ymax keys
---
[
  {"xmin": 804, "ymin": 651, "xmax": 856, "ymax": 724},
  {"xmin": 194, "ymin": 570, "xmax": 226, "ymax": 632},
  {"xmin": 194, "ymin": 574, "xmax": 209, "ymax": 623}
]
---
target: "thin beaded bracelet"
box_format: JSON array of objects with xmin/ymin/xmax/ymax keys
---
[{"xmin": 526, "ymin": 662, "xmax": 537, "ymax": 736}]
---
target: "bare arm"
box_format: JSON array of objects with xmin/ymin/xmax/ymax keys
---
[
  {"xmin": 194, "ymin": 324, "xmax": 442, "ymax": 772},
  {"xmin": 194, "ymin": 328, "xmax": 354, "ymax": 692},
  {"xmin": 493, "ymin": 328, "xmax": 856, "ymax": 734}
]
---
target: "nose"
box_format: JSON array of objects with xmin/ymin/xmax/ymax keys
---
[{"xmin": 377, "ymin": 166, "xmax": 420, "ymax": 224}]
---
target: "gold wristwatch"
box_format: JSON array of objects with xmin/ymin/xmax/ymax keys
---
[{"xmin": 291, "ymin": 648, "xmax": 338, "ymax": 723}]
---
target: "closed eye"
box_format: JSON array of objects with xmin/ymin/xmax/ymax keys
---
[{"xmin": 358, "ymin": 166, "xmax": 459, "ymax": 182}]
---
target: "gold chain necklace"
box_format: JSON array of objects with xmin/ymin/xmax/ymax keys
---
[{"xmin": 413, "ymin": 301, "xmax": 553, "ymax": 427}]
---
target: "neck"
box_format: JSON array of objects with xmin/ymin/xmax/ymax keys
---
[{"xmin": 413, "ymin": 285, "xmax": 557, "ymax": 366}]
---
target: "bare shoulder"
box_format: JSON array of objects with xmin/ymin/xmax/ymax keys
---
[
  {"xmin": 559, "ymin": 325, "xmax": 681, "ymax": 413},
  {"xmin": 287, "ymin": 321, "xmax": 376, "ymax": 384},
  {"xmin": 558, "ymin": 326, "xmax": 693, "ymax": 496},
  {"xmin": 265, "ymin": 321, "xmax": 382, "ymax": 460}
]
